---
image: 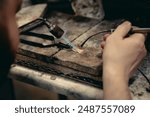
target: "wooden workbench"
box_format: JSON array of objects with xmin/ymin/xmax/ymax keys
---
[
  {"xmin": 10, "ymin": 11, "xmax": 150, "ymax": 99},
  {"xmin": 15, "ymin": 11, "xmax": 121, "ymax": 87}
]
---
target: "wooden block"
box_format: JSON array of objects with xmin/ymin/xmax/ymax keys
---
[
  {"xmin": 18, "ymin": 12, "xmax": 73, "ymax": 59},
  {"xmin": 83, "ymin": 20, "xmax": 120, "ymax": 48},
  {"xmin": 61, "ymin": 16, "xmax": 100, "ymax": 42},
  {"xmin": 18, "ymin": 12, "xmax": 100, "ymax": 63},
  {"xmin": 73, "ymin": 20, "xmax": 120, "ymax": 47},
  {"xmin": 19, "ymin": 26, "xmax": 59, "ymax": 59},
  {"xmin": 16, "ymin": 4, "xmax": 47, "ymax": 27},
  {"xmin": 53, "ymin": 48, "xmax": 102, "ymax": 76},
  {"xmin": 53, "ymin": 20, "xmax": 121, "ymax": 77},
  {"xmin": 15, "ymin": 54, "xmax": 101, "ymax": 87},
  {"xmin": 18, "ymin": 11, "xmax": 122, "ymax": 85},
  {"xmin": 46, "ymin": 12, "xmax": 73, "ymax": 26}
]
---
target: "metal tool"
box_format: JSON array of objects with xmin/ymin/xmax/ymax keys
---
[
  {"xmin": 19, "ymin": 18, "xmax": 44, "ymax": 33},
  {"xmin": 40, "ymin": 18, "xmax": 83, "ymax": 53},
  {"xmin": 131, "ymin": 28, "xmax": 150, "ymax": 33},
  {"xmin": 19, "ymin": 17, "xmax": 83, "ymax": 53},
  {"xmin": 17, "ymin": 4, "xmax": 82, "ymax": 53},
  {"xmin": 110, "ymin": 27, "xmax": 150, "ymax": 33}
]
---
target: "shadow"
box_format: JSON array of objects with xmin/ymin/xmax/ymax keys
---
[
  {"xmin": 55, "ymin": 42, "xmax": 71, "ymax": 49},
  {"xmin": 72, "ymin": 16, "xmax": 93, "ymax": 23},
  {"xmin": 46, "ymin": 0, "xmax": 75, "ymax": 15},
  {"xmin": 129, "ymin": 76, "xmax": 137, "ymax": 86},
  {"xmin": 146, "ymin": 87, "xmax": 150, "ymax": 93},
  {"xmin": 145, "ymin": 34, "xmax": 150, "ymax": 53}
]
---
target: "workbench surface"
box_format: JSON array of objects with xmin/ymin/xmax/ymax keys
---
[
  {"xmin": 16, "ymin": 11, "xmax": 121, "ymax": 86},
  {"xmin": 10, "ymin": 11, "xmax": 150, "ymax": 99}
]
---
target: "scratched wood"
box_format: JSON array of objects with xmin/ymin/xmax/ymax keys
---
[
  {"xmin": 15, "ymin": 54, "xmax": 101, "ymax": 86},
  {"xmin": 17, "ymin": 11, "xmax": 121, "ymax": 85},
  {"xmin": 18, "ymin": 12, "xmax": 73, "ymax": 59},
  {"xmin": 53, "ymin": 20, "xmax": 121, "ymax": 76},
  {"xmin": 18, "ymin": 12, "xmax": 99, "ymax": 59},
  {"xmin": 80, "ymin": 20, "xmax": 120, "ymax": 48}
]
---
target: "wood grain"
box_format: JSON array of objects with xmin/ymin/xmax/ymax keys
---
[{"xmin": 17, "ymin": 12, "xmax": 121, "ymax": 85}]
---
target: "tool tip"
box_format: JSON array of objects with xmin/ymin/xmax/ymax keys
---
[{"xmin": 73, "ymin": 48, "xmax": 84, "ymax": 54}]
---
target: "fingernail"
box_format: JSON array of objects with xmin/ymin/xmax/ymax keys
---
[{"xmin": 123, "ymin": 21, "xmax": 132, "ymax": 26}]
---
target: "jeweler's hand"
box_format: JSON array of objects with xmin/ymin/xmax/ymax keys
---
[{"xmin": 101, "ymin": 21, "xmax": 147, "ymax": 99}]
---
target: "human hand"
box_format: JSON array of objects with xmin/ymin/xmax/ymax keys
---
[
  {"xmin": 101, "ymin": 21, "xmax": 147, "ymax": 99},
  {"xmin": 102, "ymin": 21, "xmax": 147, "ymax": 82}
]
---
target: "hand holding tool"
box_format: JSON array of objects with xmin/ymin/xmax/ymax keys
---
[{"xmin": 110, "ymin": 27, "xmax": 150, "ymax": 34}]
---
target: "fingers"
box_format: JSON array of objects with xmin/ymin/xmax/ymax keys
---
[
  {"xmin": 101, "ymin": 33, "xmax": 110, "ymax": 49},
  {"xmin": 129, "ymin": 33, "xmax": 146, "ymax": 42},
  {"xmin": 101, "ymin": 41, "xmax": 105, "ymax": 49},
  {"xmin": 112, "ymin": 21, "xmax": 132, "ymax": 38},
  {"xmin": 103, "ymin": 33, "xmax": 111, "ymax": 41}
]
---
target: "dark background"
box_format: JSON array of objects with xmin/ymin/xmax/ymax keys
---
[
  {"xmin": 103, "ymin": 0, "xmax": 150, "ymax": 26},
  {"xmin": 103, "ymin": 0, "xmax": 150, "ymax": 52},
  {"xmin": 29, "ymin": 0, "xmax": 150, "ymax": 51}
]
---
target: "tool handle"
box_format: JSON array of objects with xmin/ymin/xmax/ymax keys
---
[
  {"xmin": 110, "ymin": 27, "xmax": 150, "ymax": 35},
  {"xmin": 19, "ymin": 19, "xmax": 44, "ymax": 34},
  {"xmin": 131, "ymin": 28, "xmax": 150, "ymax": 33},
  {"xmin": 48, "ymin": 25, "xmax": 64, "ymax": 39}
]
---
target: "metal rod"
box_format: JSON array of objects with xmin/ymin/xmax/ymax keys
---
[
  {"xmin": 111, "ymin": 28, "xmax": 150, "ymax": 33},
  {"xmin": 132, "ymin": 28, "xmax": 150, "ymax": 33}
]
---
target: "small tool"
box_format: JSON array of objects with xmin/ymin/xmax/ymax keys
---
[
  {"xmin": 19, "ymin": 18, "xmax": 83, "ymax": 53},
  {"xmin": 130, "ymin": 28, "xmax": 150, "ymax": 33},
  {"xmin": 17, "ymin": 4, "xmax": 83, "ymax": 53},
  {"xmin": 40, "ymin": 18, "xmax": 83, "ymax": 53},
  {"xmin": 110, "ymin": 27, "xmax": 150, "ymax": 33}
]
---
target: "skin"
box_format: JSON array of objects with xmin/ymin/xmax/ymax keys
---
[
  {"xmin": 0, "ymin": 0, "xmax": 22, "ymax": 83},
  {"xmin": 101, "ymin": 21, "xmax": 147, "ymax": 100}
]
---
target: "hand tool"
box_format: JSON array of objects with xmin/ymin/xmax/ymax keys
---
[
  {"xmin": 40, "ymin": 18, "xmax": 83, "ymax": 53},
  {"xmin": 110, "ymin": 27, "xmax": 150, "ymax": 33},
  {"xmin": 17, "ymin": 4, "xmax": 83, "ymax": 53}
]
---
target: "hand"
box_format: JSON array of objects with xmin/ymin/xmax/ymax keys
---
[
  {"xmin": 102, "ymin": 21, "xmax": 147, "ymax": 81},
  {"xmin": 101, "ymin": 21, "xmax": 147, "ymax": 99}
]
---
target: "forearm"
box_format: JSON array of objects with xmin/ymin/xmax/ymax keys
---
[
  {"xmin": 101, "ymin": 21, "xmax": 146, "ymax": 100},
  {"xmin": 0, "ymin": 0, "xmax": 22, "ymax": 84},
  {"xmin": 103, "ymin": 67, "xmax": 132, "ymax": 100},
  {"xmin": 0, "ymin": 15, "xmax": 19, "ymax": 78}
]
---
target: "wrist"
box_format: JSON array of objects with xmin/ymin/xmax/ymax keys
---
[
  {"xmin": 103, "ymin": 66, "xmax": 129, "ymax": 83},
  {"xmin": 103, "ymin": 66, "xmax": 131, "ymax": 100}
]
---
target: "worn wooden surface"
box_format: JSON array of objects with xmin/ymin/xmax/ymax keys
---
[
  {"xmin": 16, "ymin": 4, "xmax": 47, "ymax": 27},
  {"xmin": 14, "ymin": 1, "xmax": 150, "ymax": 99},
  {"xmin": 16, "ymin": 11, "xmax": 120, "ymax": 86}
]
